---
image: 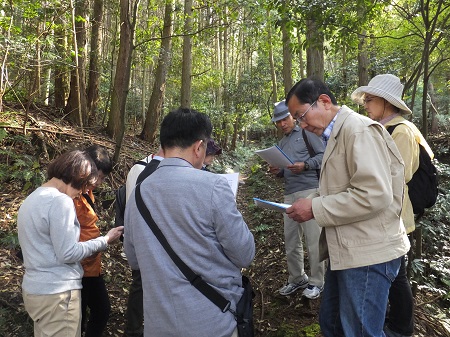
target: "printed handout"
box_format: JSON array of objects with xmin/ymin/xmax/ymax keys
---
[{"xmin": 255, "ymin": 145, "xmax": 293, "ymax": 168}]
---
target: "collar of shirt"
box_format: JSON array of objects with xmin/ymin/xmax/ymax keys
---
[
  {"xmin": 380, "ymin": 113, "xmax": 400, "ymax": 125},
  {"xmin": 321, "ymin": 109, "xmax": 341, "ymax": 145}
]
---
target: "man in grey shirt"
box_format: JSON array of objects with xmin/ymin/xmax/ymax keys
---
[
  {"xmin": 270, "ymin": 100, "xmax": 325, "ymax": 299},
  {"xmin": 124, "ymin": 108, "xmax": 255, "ymax": 337}
]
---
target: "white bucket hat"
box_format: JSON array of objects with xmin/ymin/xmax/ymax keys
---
[
  {"xmin": 351, "ymin": 74, "xmax": 412, "ymax": 115},
  {"xmin": 272, "ymin": 100, "xmax": 290, "ymax": 122}
]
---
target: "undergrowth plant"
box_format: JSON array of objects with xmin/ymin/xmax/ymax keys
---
[
  {"xmin": 413, "ymin": 159, "xmax": 450, "ymax": 300},
  {"xmin": 0, "ymin": 132, "xmax": 45, "ymax": 192}
]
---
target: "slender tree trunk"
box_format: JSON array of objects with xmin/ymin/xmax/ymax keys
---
[
  {"xmin": 342, "ymin": 45, "xmax": 348, "ymax": 100},
  {"xmin": 35, "ymin": 24, "xmax": 42, "ymax": 102},
  {"xmin": 281, "ymin": 12, "xmax": 292, "ymax": 95},
  {"xmin": 357, "ymin": 30, "xmax": 369, "ymax": 87},
  {"xmin": 66, "ymin": 0, "xmax": 88, "ymax": 127},
  {"xmin": 108, "ymin": 0, "xmax": 140, "ymax": 163},
  {"xmin": 267, "ymin": 11, "xmax": 277, "ymax": 103},
  {"xmin": 297, "ymin": 31, "xmax": 305, "ymax": 79},
  {"xmin": 421, "ymin": 33, "xmax": 431, "ymax": 138},
  {"xmin": 428, "ymin": 81, "xmax": 438, "ymax": 133},
  {"xmin": 221, "ymin": 9, "xmax": 229, "ymax": 149},
  {"xmin": 54, "ymin": 16, "xmax": 68, "ymax": 110},
  {"xmin": 180, "ymin": 0, "xmax": 193, "ymax": 108},
  {"xmin": 44, "ymin": 68, "xmax": 51, "ymax": 105},
  {"xmin": 357, "ymin": 3, "xmax": 369, "ymax": 87},
  {"xmin": 305, "ymin": 19, "xmax": 324, "ymax": 81},
  {"xmin": 87, "ymin": 0, "xmax": 104, "ymax": 123},
  {"xmin": 140, "ymin": 0, "xmax": 173, "ymax": 142},
  {"xmin": 0, "ymin": 0, "xmax": 14, "ymax": 113}
]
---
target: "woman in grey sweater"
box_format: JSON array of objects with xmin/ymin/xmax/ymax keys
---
[{"xmin": 17, "ymin": 150, "xmax": 123, "ymax": 337}]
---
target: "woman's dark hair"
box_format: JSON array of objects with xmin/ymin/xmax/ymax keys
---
[
  {"xmin": 286, "ymin": 77, "xmax": 338, "ymax": 106},
  {"xmin": 160, "ymin": 108, "xmax": 212, "ymax": 149},
  {"xmin": 47, "ymin": 150, "xmax": 98, "ymax": 190},
  {"xmin": 84, "ymin": 145, "xmax": 113, "ymax": 175}
]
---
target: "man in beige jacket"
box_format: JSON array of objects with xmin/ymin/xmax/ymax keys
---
[{"xmin": 285, "ymin": 77, "xmax": 410, "ymax": 337}]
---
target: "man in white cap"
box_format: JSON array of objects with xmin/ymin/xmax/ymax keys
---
[
  {"xmin": 269, "ymin": 100, "xmax": 325, "ymax": 299},
  {"xmin": 352, "ymin": 74, "xmax": 434, "ymax": 337}
]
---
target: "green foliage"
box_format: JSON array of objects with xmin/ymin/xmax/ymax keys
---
[
  {"xmin": 410, "ymin": 156, "xmax": 450, "ymax": 295},
  {"xmin": 0, "ymin": 128, "xmax": 7, "ymax": 142},
  {"xmin": 252, "ymin": 223, "xmax": 273, "ymax": 233},
  {"xmin": 272, "ymin": 322, "xmax": 321, "ymax": 337},
  {"xmin": 0, "ymin": 230, "xmax": 19, "ymax": 249},
  {"xmin": 0, "ymin": 133, "xmax": 45, "ymax": 192}
]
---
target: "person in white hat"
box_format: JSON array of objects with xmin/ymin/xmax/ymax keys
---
[
  {"xmin": 269, "ymin": 100, "xmax": 325, "ymax": 299},
  {"xmin": 352, "ymin": 73, "xmax": 433, "ymax": 337}
]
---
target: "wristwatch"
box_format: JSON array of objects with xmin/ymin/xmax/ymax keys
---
[{"xmin": 304, "ymin": 162, "xmax": 310, "ymax": 171}]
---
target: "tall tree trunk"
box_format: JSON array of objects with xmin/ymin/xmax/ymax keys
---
[
  {"xmin": 221, "ymin": 9, "xmax": 229, "ymax": 149},
  {"xmin": 140, "ymin": 0, "xmax": 173, "ymax": 142},
  {"xmin": 297, "ymin": 31, "xmax": 305, "ymax": 79},
  {"xmin": 87, "ymin": 0, "xmax": 104, "ymax": 123},
  {"xmin": 428, "ymin": 81, "xmax": 438, "ymax": 133},
  {"xmin": 305, "ymin": 19, "xmax": 324, "ymax": 81},
  {"xmin": 357, "ymin": 30, "xmax": 369, "ymax": 87},
  {"xmin": 66, "ymin": 0, "xmax": 88, "ymax": 127},
  {"xmin": 421, "ymin": 30, "xmax": 431, "ymax": 138},
  {"xmin": 342, "ymin": 45, "xmax": 348, "ymax": 100},
  {"xmin": 281, "ymin": 13, "xmax": 292, "ymax": 95},
  {"xmin": 0, "ymin": 0, "xmax": 14, "ymax": 114},
  {"xmin": 54, "ymin": 16, "xmax": 68, "ymax": 110},
  {"xmin": 267, "ymin": 12, "xmax": 277, "ymax": 102},
  {"xmin": 35, "ymin": 23, "xmax": 42, "ymax": 102},
  {"xmin": 107, "ymin": 0, "xmax": 140, "ymax": 163},
  {"xmin": 180, "ymin": 0, "xmax": 193, "ymax": 108}
]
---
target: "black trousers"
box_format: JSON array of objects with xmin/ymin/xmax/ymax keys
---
[
  {"xmin": 81, "ymin": 276, "xmax": 111, "ymax": 337},
  {"xmin": 386, "ymin": 255, "xmax": 414, "ymax": 335},
  {"xmin": 124, "ymin": 269, "xmax": 144, "ymax": 337}
]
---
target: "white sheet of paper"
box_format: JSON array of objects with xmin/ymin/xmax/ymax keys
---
[
  {"xmin": 255, "ymin": 145, "xmax": 293, "ymax": 168},
  {"xmin": 253, "ymin": 198, "xmax": 291, "ymax": 212},
  {"xmin": 219, "ymin": 172, "xmax": 239, "ymax": 198}
]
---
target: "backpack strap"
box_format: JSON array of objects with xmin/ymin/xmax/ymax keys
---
[
  {"xmin": 386, "ymin": 123, "xmax": 400, "ymax": 135},
  {"xmin": 302, "ymin": 129, "xmax": 320, "ymax": 180}
]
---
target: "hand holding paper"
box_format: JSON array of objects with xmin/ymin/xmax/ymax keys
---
[{"xmin": 286, "ymin": 198, "xmax": 314, "ymax": 222}]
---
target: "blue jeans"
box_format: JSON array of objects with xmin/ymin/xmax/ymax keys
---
[{"xmin": 319, "ymin": 257, "xmax": 401, "ymax": 337}]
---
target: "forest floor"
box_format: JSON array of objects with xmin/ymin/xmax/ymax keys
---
[{"xmin": 0, "ymin": 106, "xmax": 450, "ymax": 336}]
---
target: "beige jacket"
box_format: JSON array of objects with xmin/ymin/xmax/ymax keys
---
[{"xmin": 311, "ymin": 106, "xmax": 410, "ymax": 270}]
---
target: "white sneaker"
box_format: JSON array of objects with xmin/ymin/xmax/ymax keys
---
[
  {"xmin": 278, "ymin": 275, "xmax": 309, "ymax": 296},
  {"xmin": 302, "ymin": 285, "xmax": 323, "ymax": 299}
]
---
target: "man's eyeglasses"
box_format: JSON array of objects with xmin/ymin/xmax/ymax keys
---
[{"xmin": 296, "ymin": 100, "xmax": 316, "ymax": 123}]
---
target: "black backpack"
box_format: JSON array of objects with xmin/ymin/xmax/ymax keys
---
[
  {"xmin": 114, "ymin": 160, "xmax": 147, "ymax": 229},
  {"xmin": 387, "ymin": 124, "xmax": 438, "ymax": 216}
]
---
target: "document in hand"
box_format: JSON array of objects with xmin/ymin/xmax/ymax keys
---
[
  {"xmin": 253, "ymin": 198, "xmax": 291, "ymax": 212},
  {"xmin": 219, "ymin": 172, "xmax": 239, "ymax": 199},
  {"xmin": 255, "ymin": 145, "xmax": 294, "ymax": 168}
]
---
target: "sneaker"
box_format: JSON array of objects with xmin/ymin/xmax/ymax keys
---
[
  {"xmin": 302, "ymin": 284, "xmax": 323, "ymax": 299},
  {"xmin": 278, "ymin": 276, "xmax": 309, "ymax": 296}
]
